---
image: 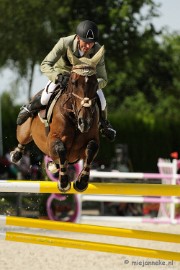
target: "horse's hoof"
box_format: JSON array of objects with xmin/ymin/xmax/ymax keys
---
[
  {"xmin": 73, "ymin": 180, "xmax": 89, "ymax": 193},
  {"xmin": 57, "ymin": 180, "xmax": 71, "ymax": 193},
  {"xmin": 10, "ymin": 150, "xmax": 22, "ymax": 164}
]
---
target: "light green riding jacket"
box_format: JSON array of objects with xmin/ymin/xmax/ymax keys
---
[{"xmin": 40, "ymin": 34, "xmax": 107, "ymax": 89}]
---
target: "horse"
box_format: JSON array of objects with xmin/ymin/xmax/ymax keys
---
[{"xmin": 10, "ymin": 46, "xmax": 105, "ymax": 192}]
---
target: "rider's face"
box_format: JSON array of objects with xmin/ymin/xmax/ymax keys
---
[{"xmin": 77, "ymin": 36, "xmax": 95, "ymax": 53}]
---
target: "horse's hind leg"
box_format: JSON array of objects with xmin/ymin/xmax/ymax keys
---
[
  {"xmin": 74, "ymin": 140, "xmax": 99, "ymax": 192},
  {"xmin": 10, "ymin": 119, "xmax": 32, "ymax": 164},
  {"xmin": 50, "ymin": 139, "xmax": 71, "ymax": 192}
]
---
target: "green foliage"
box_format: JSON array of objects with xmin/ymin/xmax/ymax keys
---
[
  {"xmin": 97, "ymin": 111, "xmax": 177, "ymax": 172},
  {"xmin": 0, "ymin": 0, "xmax": 160, "ymax": 96},
  {"xmin": 0, "ymin": 0, "xmax": 180, "ymax": 171},
  {"xmin": 1, "ymin": 92, "xmax": 19, "ymax": 154}
]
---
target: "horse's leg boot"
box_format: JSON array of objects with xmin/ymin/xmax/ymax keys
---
[
  {"xmin": 10, "ymin": 144, "xmax": 25, "ymax": 164},
  {"xmin": 17, "ymin": 95, "xmax": 45, "ymax": 125},
  {"xmin": 100, "ymin": 107, "xmax": 116, "ymax": 142}
]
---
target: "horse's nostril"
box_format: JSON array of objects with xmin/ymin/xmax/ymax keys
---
[{"xmin": 78, "ymin": 118, "xmax": 90, "ymax": 133}]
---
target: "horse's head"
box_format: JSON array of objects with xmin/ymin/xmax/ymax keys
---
[{"xmin": 66, "ymin": 46, "xmax": 104, "ymax": 133}]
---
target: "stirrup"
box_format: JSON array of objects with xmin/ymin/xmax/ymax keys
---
[
  {"xmin": 20, "ymin": 105, "xmax": 30, "ymax": 112},
  {"xmin": 100, "ymin": 127, "xmax": 116, "ymax": 142}
]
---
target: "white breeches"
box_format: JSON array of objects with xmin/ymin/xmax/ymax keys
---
[
  {"xmin": 41, "ymin": 80, "xmax": 107, "ymax": 110},
  {"xmin": 41, "ymin": 81, "xmax": 57, "ymax": 105},
  {"xmin": 97, "ymin": 89, "xmax": 106, "ymax": 111}
]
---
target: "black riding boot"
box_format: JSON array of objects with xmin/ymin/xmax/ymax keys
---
[
  {"xmin": 17, "ymin": 95, "xmax": 45, "ymax": 125},
  {"xmin": 100, "ymin": 107, "xmax": 116, "ymax": 142}
]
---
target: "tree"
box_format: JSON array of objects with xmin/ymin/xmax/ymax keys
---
[
  {"xmin": 0, "ymin": 0, "xmax": 161, "ymax": 103},
  {"xmin": 1, "ymin": 92, "xmax": 19, "ymax": 154},
  {"xmin": 0, "ymin": 0, "xmax": 69, "ymax": 100}
]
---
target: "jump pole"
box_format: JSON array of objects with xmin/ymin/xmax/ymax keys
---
[
  {"xmin": 1, "ymin": 181, "xmax": 180, "ymax": 196},
  {"xmin": 90, "ymin": 170, "xmax": 180, "ymax": 181},
  {"xmin": 81, "ymin": 194, "xmax": 180, "ymax": 203},
  {"xmin": 0, "ymin": 231, "xmax": 179, "ymax": 261},
  {"xmin": 81, "ymin": 215, "xmax": 180, "ymax": 224},
  {"xmin": 1, "ymin": 216, "xmax": 180, "ymax": 243}
]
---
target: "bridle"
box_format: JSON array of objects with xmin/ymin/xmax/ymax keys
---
[{"xmin": 63, "ymin": 66, "xmax": 98, "ymax": 124}]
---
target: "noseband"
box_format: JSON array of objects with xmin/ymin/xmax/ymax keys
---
[
  {"xmin": 71, "ymin": 75, "xmax": 97, "ymax": 119},
  {"xmin": 72, "ymin": 89, "xmax": 96, "ymax": 108}
]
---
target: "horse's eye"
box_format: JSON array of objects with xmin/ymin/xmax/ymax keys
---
[{"xmin": 72, "ymin": 79, "xmax": 78, "ymax": 88}]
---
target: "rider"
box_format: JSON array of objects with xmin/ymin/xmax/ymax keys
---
[{"xmin": 17, "ymin": 20, "xmax": 116, "ymax": 142}]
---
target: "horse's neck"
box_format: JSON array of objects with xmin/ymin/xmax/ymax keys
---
[{"xmin": 55, "ymin": 91, "xmax": 73, "ymax": 115}]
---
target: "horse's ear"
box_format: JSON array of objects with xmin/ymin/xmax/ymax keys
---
[
  {"xmin": 79, "ymin": 46, "xmax": 105, "ymax": 67},
  {"xmin": 90, "ymin": 46, "xmax": 105, "ymax": 66},
  {"xmin": 67, "ymin": 45, "xmax": 104, "ymax": 68},
  {"xmin": 67, "ymin": 46, "xmax": 81, "ymax": 66}
]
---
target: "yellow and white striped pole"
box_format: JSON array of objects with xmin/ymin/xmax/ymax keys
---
[{"xmin": 0, "ymin": 181, "xmax": 180, "ymax": 196}]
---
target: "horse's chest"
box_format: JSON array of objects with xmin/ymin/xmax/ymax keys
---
[
  {"xmin": 67, "ymin": 134, "xmax": 89, "ymax": 150},
  {"xmin": 65, "ymin": 133, "xmax": 92, "ymax": 161}
]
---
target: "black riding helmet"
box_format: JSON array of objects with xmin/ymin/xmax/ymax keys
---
[{"xmin": 76, "ymin": 20, "xmax": 99, "ymax": 43}]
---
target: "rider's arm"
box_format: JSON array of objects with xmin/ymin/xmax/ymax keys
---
[
  {"xmin": 96, "ymin": 56, "xmax": 108, "ymax": 89},
  {"xmin": 95, "ymin": 45, "xmax": 108, "ymax": 89},
  {"xmin": 40, "ymin": 36, "xmax": 73, "ymax": 83},
  {"xmin": 40, "ymin": 38, "xmax": 66, "ymax": 83}
]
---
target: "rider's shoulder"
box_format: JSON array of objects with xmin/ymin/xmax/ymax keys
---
[
  {"xmin": 93, "ymin": 42, "xmax": 104, "ymax": 54},
  {"xmin": 59, "ymin": 35, "xmax": 76, "ymax": 46},
  {"xmin": 54, "ymin": 35, "xmax": 76, "ymax": 52},
  {"xmin": 94, "ymin": 42, "xmax": 101, "ymax": 48}
]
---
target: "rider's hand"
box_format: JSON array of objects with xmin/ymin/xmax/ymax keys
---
[{"xmin": 57, "ymin": 73, "xmax": 70, "ymax": 89}]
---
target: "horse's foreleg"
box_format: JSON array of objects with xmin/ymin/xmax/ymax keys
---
[
  {"xmin": 74, "ymin": 140, "xmax": 99, "ymax": 192},
  {"xmin": 52, "ymin": 140, "xmax": 71, "ymax": 192},
  {"xmin": 10, "ymin": 119, "xmax": 32, "ymax": 164}
]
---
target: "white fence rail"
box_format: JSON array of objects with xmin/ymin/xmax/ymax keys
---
[{"xmin": 78, "ymin": 159, "xmax": 180, "ymax": 224}]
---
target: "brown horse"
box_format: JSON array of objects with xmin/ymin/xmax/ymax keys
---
[{"xmin": 10, "ymin": 46, "xmax": 105, "ymax": 192}]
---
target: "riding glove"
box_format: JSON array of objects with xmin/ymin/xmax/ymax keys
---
[{"xmin": 57, "ymin": 73, "xmax": 70, "ymax": 90}]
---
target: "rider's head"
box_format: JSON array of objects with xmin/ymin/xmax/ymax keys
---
[
  {"xmin": 76, "ymin": 20, "xmax": 99, "ymax": 53},
  {"xmin": 76, "ymin": 20, "xmax": 99, "ymax": 43}
]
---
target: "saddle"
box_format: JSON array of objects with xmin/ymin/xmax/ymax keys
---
[{"xmin": 38, "ymin": 88, "xmax": 63, "ymax": 135}]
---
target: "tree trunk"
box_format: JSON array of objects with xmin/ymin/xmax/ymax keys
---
[{"xmin": 27, "ymin": 61, "xmax": 35, "ymax": 101}]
